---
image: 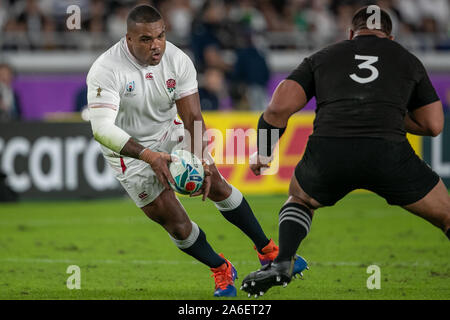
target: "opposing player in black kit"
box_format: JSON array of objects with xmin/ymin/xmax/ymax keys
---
[{"xmin": 241, "ymin": 6, "xmax": 450, "ymax": 296}]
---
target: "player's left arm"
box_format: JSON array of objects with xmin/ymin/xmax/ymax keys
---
[
  {"xmin": 405, "ymin": 59, "xmax": 443, "ymax": 137},
  {"xmin": 173, "ymin": 49, "xmax": 206, "ymax": 159},
  {"xmin": 252, "ymin": 58, "xmax": 313, "ymax": 175},
  {"xmin": 405, "ymin": 100, "xmax": 443, "ymax": 137},
  {"xmin": 251, "ymin": 80, "xmax": 309, "ymax": 175},
  {"xmin": 176, "ymin": 92, "xmax": 211, "ymax": 200},
  {"xmin": 175, "ymin": 92, "xmax": 207, "ymax": 160},
  {"xmin": 172, "ymin": 49, "xmax": 212, "ymax": 199},
  {"xmin": 263, "ymin": 79, "xmax": 309, "ymax": 127}
]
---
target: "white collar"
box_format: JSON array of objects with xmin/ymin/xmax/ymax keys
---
[{"xmin": 121, "ymin": 37, "xmax": 149, "ymax": 69}]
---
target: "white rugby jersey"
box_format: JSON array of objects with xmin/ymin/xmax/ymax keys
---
[{"xmin": 87, "ymin": 38, "xmax": 198, "ymax": 146}]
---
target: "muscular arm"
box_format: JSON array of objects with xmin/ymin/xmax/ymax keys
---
[
  {"xmin": 89, "ymin": 105, "xmax": 155, "ymax": 159},
  {"xmin": 175, "ymin": 92, "xmax": 207, "ymax": 160},
  {"xmin": 405, "ymin": 101, "xmax": 444, "ymax": 137},
  {"xmin": 175, "ymin": 92, "xmax": 212, "ymax": 199},
  {"xmin": 257, "ymin": 80, "xmax": 308, "ymax": 157},
  {"xmin": 89, "ymin": 106, "xmax": 147, "ymax": 158},
  {"xmin": 89, "ymin": 106, "xmax": 132, "ymax": 152},
  {"xmin": 89, "ymin": 106, "xmax": 173, "ymax": 187},
  {"xmin": 263, "ymin": 79, "xmax": 309, "ymax": 127},
  {"xmin": 119, "ymin": 138, "xmax": 145, "ymax": 158},
  {"xmin": 252, "ymin": 80, "xmax": 309, "ymax": 174}
]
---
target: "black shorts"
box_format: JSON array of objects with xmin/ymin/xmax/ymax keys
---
[{"xmin": 295, "ymin": 136, "xmax": 440, "ymax": 206}]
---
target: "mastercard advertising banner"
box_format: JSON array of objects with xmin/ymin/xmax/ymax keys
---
[{"xmin": 203, "ymin": 112, "xmax": 423, "ymax": 195}]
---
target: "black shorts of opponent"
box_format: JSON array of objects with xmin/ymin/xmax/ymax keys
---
[{"xmin": 295, "ymin": 136, "xmax": 440, "ymax": 206}]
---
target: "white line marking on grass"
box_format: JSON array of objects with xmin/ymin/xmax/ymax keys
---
[
  {"xmin": 0, "ymin": 218, "xmax": 146, "ymax": 227},
  {"xmin": 0, "ymin": 258, "xmax": 433, "ymax": 267},
  {"xmin": 0, "ymin": 258, "xmax": 196, "ymax": 265}
]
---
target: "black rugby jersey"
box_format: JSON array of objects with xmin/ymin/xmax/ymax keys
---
[{"xmin": 287, "ymin": 35, "xmax": 440, "ymax": 141}]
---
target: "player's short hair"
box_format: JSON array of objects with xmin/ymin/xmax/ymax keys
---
[
  {"xmin": 351, "ymin": 6, "xmax": 393, "ymax": 36},
  {"xmin": 127, "ymin": 5, "xmax": 162, "ymax": 30}
]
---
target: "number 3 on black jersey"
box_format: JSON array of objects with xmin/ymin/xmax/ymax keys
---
[{"xmin": 349, "ymin": 55, "xmax": 379, "ymax": 84}]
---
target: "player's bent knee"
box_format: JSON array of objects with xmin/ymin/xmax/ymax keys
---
[
  {"xmin": 209, "ymin": 182, "xmax": 231, "ymax": 202},
  {"xmin": 167, "ymin": 220, "xmax": 192, "ymax": 240},
  {"xmin": 169, "ymin": 221, "xmax": 200, "ymax": 248},
  {"xmin": 141, "ymin": 190, "xmax": 191, "ymax": 235},
  {"xmin": 288, "ymin": 176, "xmax": 322, "ymax": 210},
  {"xmin": 287, "ymin": 195, "xmax": 316, "ymax": 214},
  {"xmin": 208, "ymin": 165, "xmax": 232, "ymax": 201}
]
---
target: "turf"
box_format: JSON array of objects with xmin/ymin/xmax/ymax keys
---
[{"xmin": 0, "ymin": 193, "xmax": 448, "ymax": 300}]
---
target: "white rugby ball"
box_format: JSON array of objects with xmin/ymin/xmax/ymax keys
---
[{"xmin": 169, "ymin": 150, "xmax": 204, "ymax": 195}]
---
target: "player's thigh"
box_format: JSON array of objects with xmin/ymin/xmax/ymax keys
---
[
  {"xmin": 293, "ymin": 136, "xmax": 354, "ymax": 207},
  {"xmin": 116, "ymin": 163, "xmax": 165, "ymax": 207},
  {"xmin": 141, "ymin": 188, "xmax": 192, "ymax": 239},
  {"xmin": 368, "ymin": 139, "xmax": 440, "ymax": 206},
  {"xmin": 402, "ymin": 179, "xmax": 450, "ymax": 231},
  {"xmin": 117, "ymin": 164, "xmax": 191, "ymax": 238},
  {"xmin": 287, "ymin": 174, "xmax": 322, "ymax": 212}
]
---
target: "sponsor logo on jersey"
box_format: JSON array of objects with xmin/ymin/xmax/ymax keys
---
[
  {"xmin": 96, "ymin": 87, "xmax": 102, "ymax": 97},
  {"xmin": 145, "ymin": 73, "xmax": 153, "ymax": 80},
  {"xmin": 138, "ymin": 191, "xmax": 148, "ymax": 200},
  {"xmin": 166, "ymin": 79, "xmax": 176, "ymax": 93}
]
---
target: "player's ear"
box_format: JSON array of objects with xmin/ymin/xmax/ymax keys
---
[{"xmin": 126, "ymin": 33, "xmax": 132, "ymax": 42}]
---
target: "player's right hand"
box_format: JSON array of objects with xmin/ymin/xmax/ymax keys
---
[
  {"xmin": 140, "ymin": 149, "xmax": 175, "ymax": 190},
  {"xmin": 190, "ymin": 160, "xmax": 212, "ymax": 201},
  {"xmin": 249, "ymin": 152, "xmax": 271, "ymax": 176}
]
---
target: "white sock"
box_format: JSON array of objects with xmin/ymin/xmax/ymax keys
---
[
  {"xmin": 168, "ymin": 221, "xmax": 200, "ymax": 249},
  {"xmin": 214, "ymin": 184, "xmax": 243, "ymax": 212}
]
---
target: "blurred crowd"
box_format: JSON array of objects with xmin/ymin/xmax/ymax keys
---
[
  {"xmin": 0, "ymin": 0, "xmax": 449, "ymax": 118},
  {"xmin": 0, "ymin": 0, "xmax": 449, "ymax": 51},
  {"xmin": 0, "ymin": 63, "xmax": 21, "ymax": 121}
]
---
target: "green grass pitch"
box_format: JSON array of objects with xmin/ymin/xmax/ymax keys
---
[{"xmin": 0, "ymin": 193, "xmax": 448, "ymax": 300}]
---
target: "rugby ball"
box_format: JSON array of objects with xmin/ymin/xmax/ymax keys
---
[{"xmin": 169, "ymin": 150, "xmax": 204, "ymax": 195}]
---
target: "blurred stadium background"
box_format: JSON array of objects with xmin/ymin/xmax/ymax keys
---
[
  {"xmin": 1, "ymin": 0, "xmax": 450, "ymax": 200},
  {"xmin": 0, "ymin": 0, "xmax": 449, "ymax": 300}
]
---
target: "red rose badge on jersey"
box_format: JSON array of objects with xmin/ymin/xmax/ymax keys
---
[
  {"xmin": 166, "ymin": 79, "xmax": 176, "ymax": 93},
  {"xmin": 146, "ymin": 72, "xmax": 153, "ymax": 80}
]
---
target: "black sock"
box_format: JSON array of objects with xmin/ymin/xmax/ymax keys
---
[
  {"xmin": 274, "ymin": 203, "xmax": 312, "ymax": 263},
  {"xmin": 219, "ymin": 197, "xmax": 270, "ymax": 253},
  {"xmin": 181, "ymin": 228, "xmax": 226, "ymax": 268},
  {"xmin": 446, "ymin": 229, "xmax": 449, "ymax": 241}
]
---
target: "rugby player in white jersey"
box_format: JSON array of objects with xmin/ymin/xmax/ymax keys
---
[{"xmin": 87, "ymin": 5, "xmax": 307, "ymax": 297}]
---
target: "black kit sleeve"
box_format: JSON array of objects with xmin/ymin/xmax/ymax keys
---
[
  {"xmin": 407, "ymin": 62, "xmax": 440, "ymax": 111},
  {"xmin": 286, "ymin": 57, "xmax": 315, "ymax": 101}
]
